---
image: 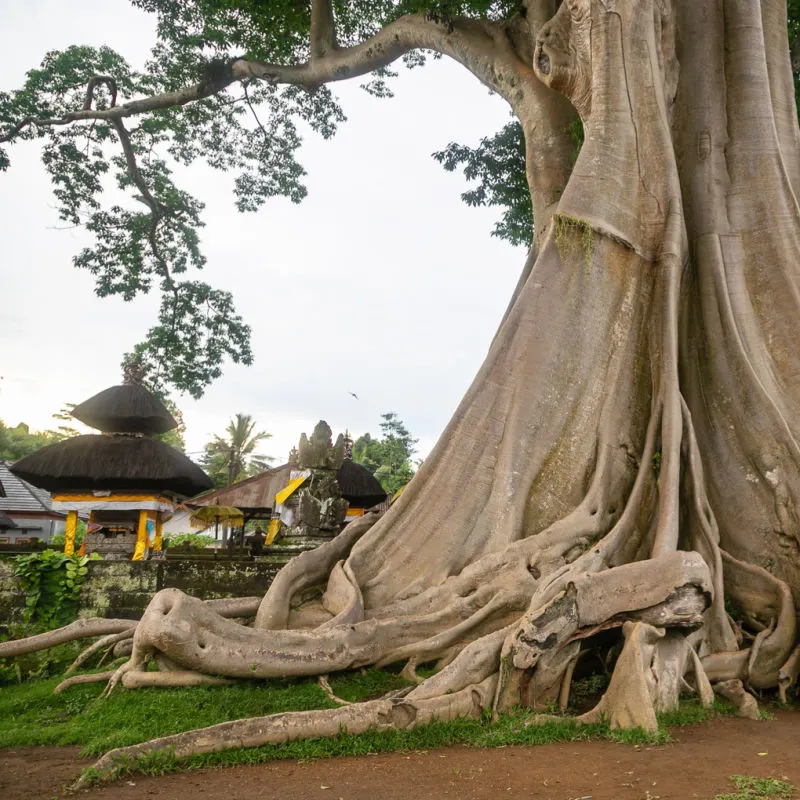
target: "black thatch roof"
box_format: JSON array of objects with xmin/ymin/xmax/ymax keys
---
[
  {"xmin": 71, "ymin": 383, "xmax": 177, "ymax": 435},
  {"xmin": 11, "ymin": 435, "xmax": 212, "ymax": 497},
  {"xmin": 0, "ymin": 511, "xmax": 14, "ymax": 530},
  {"xmin": 338, "ymin": 459, "xmax": 387, "ymax": 508}
]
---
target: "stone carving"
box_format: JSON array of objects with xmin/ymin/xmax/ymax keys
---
[
  {"xmin": 280, "ymin": 421, "xmax": 349, "ymax": 548},
  {"xmin": 297, "ymin": 421, "xmax": 346, "ymax": 470}
]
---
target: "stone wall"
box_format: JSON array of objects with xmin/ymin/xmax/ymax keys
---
[
  {"xmin": 0, "ymin": 560, "xmax": 24, "ymax": 627},
  {"xmin": 0, "ymin": 556, "xmax": 290, "ymax": 626}
]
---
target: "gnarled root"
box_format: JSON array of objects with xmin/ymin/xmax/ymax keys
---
[
  {"xmin": 778, "ymin": 644, "xmax": 800, "ymax": 703},
  {"xmin": 72, "ymin": 674, "xmax": 496, "ymax": 790},
  {"xmin": 66, "ymin": 630, "xmax": 134, "ymax": 675},
  {"xmin": 701, "ymin": 552, "xmax": 797, "ymax": 688},
  {"xmin": 713, "ymin": 679, "xmax": 760, "ymax": 720},
  {"xmin": 54, "ymin": 670, "xmax": 118, "ymax": 695},
  {"xmin": 578, "ymin": 622, "xmax": 663, "ymax": 732},
  {"xmin": 318, "ymin": 675, "xmax": 351, "ymax": 705},
  {"xmin": 0, "ymin": 619, "xmax": 136, "ymax": 659}
]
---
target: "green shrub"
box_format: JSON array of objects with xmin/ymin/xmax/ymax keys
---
[
  {"xmin": 13, "ymin": 550, "xmax": 97, "ymax": 627},
  {"xmin": 162, "ymin": 533, "xmax": 215, "ymax": 551},
  {"xmin": 50, "ymin": 519, "xmax": 86, "ymax": 549}
]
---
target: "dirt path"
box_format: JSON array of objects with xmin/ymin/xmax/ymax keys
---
[{"xmin": 2, "ymin": 711, "xmax": 798, "ymax": 800}]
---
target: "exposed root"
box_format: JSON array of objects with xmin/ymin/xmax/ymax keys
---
[
  {"xmin": 713, "ymin": 679, "xmax": 760, "ymax": 720},
  {"xmin": 399, "ymin": 658, "xmax": 425, "ymax": 685},
  {"xmin": 778, "ymin": 644, "xmax": 800, "ymax": 703},
  {"xmin": 73, "ymin": 674, "xmax": 496, "ymax": 790},
  {"xmin": 113, "ymin": 638, "xmax": 134, "ymax": 658},
  {"xmin": 121, "ymin": 670, "xmax": 235, "ymax": 689},
  {"xmin": 578, "ymin": 622, "xmax": 663, "ymax": 732},
  {"xmin": 256, "ymin": 512, "xmax": 379, "ymax": 630},
  {"xmin": 318, "ymin": 675, "xmax": 351, "ymax": 705},
  {"xmin": 54, "ymin": 671, "xmax": 117, "ymax": 695},
  {"xmin": 66, "ymin": 630, "xmax": 134, "ymax": 675},
  {"xmin": 701, "ymin": 552, "xmax": 797, "ymax": 688},
  {"xmin": 0, "ymin": 619, "xmax": 136, "ymax": 659}
]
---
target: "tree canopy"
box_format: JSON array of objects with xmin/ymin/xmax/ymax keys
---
[
  {"xmin": 352, "ymin": 412, "xmax": 418, "ymax": 494},
  {"xmin": 0, "ymin": 415, "xmax": 79, "ymax": 463},
  {"xmin": 1, "ymin": 0, "xmax": 576, "ymax": 398}
]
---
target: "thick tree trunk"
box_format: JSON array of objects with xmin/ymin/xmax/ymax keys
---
[{"xmin": 8, "ymin": 0, "xmax": 800, "ymax": 780}]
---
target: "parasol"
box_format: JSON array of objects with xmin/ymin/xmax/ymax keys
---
[{"xmin": 190, "ymin": 505, "xmax": 244, "ymax": 541}]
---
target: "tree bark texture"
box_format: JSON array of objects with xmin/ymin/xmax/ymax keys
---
[{"xmin": 7, "ymin": 0, "xmax": 800, "ymax": 780}]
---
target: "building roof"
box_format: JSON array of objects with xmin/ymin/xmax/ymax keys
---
[
  {"xmin": 0, "ymin": 460, "xmax": 56, "ymax": 514},
  {"xmin": 192, "ymin": 464, "xmax": 291, "ymax": 511},
  {"xmin": 191, "ymin": 460, "xmax": 387, "ymax": 512},
  {"xmin": 0, "ymin": 511, "xmax": 15, "ymax": 529},
  {"xmin": 71, "ymin": 382, "xmax": 177, "ymax": 435},
  {"xmin": 10, "ymin": 435, "xmax": 213, "ymax": 497},
  {"xmin": 338, "ymin": 458, "xmax": 387, "ymax": 508}
]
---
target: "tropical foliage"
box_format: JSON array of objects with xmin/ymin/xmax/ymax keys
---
[
  {"xmin": 352, "ymin": 412, "xmax": 417, "ymax": 494},
  {"xmin": 201, "ymin": 413, "xmax": 273, "ymax": 488},
  {"xmin": 13, "ymin": 550, "xmax": 96, "ymax": 628},
  {"xmin": 0, "ymin": 419, "xmax": 75, "ymax": 463}
]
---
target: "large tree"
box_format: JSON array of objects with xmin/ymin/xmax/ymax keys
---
[{"xmin": 3, "ymin": 0, "xmax": 800, "ymax": 779}]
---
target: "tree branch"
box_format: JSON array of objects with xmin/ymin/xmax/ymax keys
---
[
  {"xmin": 1, "ymin": 12, "xmax": 534, "ymax": 148},
  {"xmin": 83, "ymin": 75, "xmax": 118, "ymax": 110},
  {"xmin": 310, "ymin": 0, "xmax": 337, "ymax": 59},
  {"xmin": 232, "ymin": 14, "xmax": 526, "ymax": 106},
  {"xmin": 0, "ymin": 78, "xmax": 237, "ymax": 143},
  {"xmin": 110, "ymin": 116, "xmax": 177, "ymax": 299}
]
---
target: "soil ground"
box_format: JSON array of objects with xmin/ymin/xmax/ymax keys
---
[{"xmin": 1, "ymin": 710, "xmax": 798, "ymax": 800}]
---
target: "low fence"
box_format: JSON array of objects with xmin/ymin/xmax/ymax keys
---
[{"xmin": 0, "ymin": 554, "xmax": 293, "ymax": 626}]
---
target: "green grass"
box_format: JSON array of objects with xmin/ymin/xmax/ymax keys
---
[
  {"xmin": 714, "ymin": 775, "xmax": 794, "ymax": 799},
  {"xmin": 0, "ymin": 670, "xmax": 742, "ymax": 784},
  {"xmin": 0, "ymin": 668, "xmax": 411, "ymax": 755}
]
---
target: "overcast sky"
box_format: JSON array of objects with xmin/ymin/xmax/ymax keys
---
[{"xmin": 0, "ymin": 0, "xmax": 524, "ymax": 466}]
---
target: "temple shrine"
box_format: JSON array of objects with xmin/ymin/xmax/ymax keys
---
[{"xmin": 10, "ymin": 365, "xmax": 212, "ymax": 560}]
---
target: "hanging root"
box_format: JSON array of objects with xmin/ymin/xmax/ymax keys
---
[{"xmin": 72, "ymin": 674, "xmax": 497, "ymax": 790}]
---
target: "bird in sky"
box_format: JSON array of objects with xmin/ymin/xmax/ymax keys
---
[{"xmin": 348, "ymin": 391, "xmax": 359, "ymax": 400}]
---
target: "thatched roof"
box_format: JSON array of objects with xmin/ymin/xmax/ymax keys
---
[
  {"xmin": 191, "ymin": 460, "xmax": 386, "ymax": 511},
  {"xmin": 338, "ymin": 459, "xmax": 387, "ymax": 507},
  {"xmin": 11, "ymin": 435, "xmax": 212, "ymax": 497},
  {"xmin": 71, "ymin": 383, "xmax": 177, "ymax": 435}
]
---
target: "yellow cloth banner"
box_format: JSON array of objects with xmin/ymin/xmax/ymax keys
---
[
  {"xmin": 63, "ymin": 510, "xmax": 78, "ymax": 556},
  {"xmin": 153, "ymin": 515, "xmax": 163, "ymax": 552},
  {"xmin": 265, "ymin": 519, "xmax": 281, "ymax": 545},
  {"xmin": 274, "ymin": 475, "xmax": 308, "ymax": 506},
  {"xmin": 133, "ymin": 510, "xmax": 150, "ymax": 561}
]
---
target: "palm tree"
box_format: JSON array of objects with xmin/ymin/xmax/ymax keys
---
[{"xmin": 201, "ymin": 414, "xmax": 273, "ymax": 488}]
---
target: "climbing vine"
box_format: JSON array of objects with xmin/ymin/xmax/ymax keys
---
[{"xmin": 13, "ymin": 551, "xmax": 96, "ymax": 628}]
